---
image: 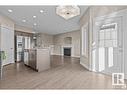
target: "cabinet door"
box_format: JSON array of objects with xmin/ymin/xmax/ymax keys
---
[
  {"xmin": 29, "ymin": 50, "xmax": 36, "ymax": 69},
  {"xmin": 1, "ymin": 27, "xmax": 14, "ymax": 65}
]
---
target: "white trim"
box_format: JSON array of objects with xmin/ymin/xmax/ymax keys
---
[
  {"xmin": 72, "ymin": 55, "xmax": 80, "ymax": 58},
  {"xmin": 81, "ymin": 23, "xmax": 89, "ymax": 57},
  {"xmin": 52, "ymin": 54, "xmax": 80, "ymax": 58},
  {"xmin": 0, "ymin": 26, "xmax": 14, "ymax": 31},
  {"xmin": 52, "ymin": 54, "xmax": 62, "ymax": 56},
  {"xmin": 80, "ymin": 61, "xmax": 90, "ymax": 70},
  {"xmin": 61, "ymin": 45, "xmax": 74, "ymax": 57}
]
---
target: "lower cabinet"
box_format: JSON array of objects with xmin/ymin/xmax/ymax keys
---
[
  {"xmin": 24, "ymin": 49, "xmax": 50, "ymax": 72},
  {"xmin": 28, "ymin": 49, "xmax": 37, "ymax": 70}
]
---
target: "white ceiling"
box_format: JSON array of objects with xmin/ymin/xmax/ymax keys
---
[{"xmin": 0, "ymin": 6, "xmax": 88, "ymax": 35}]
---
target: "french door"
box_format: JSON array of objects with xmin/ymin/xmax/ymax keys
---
[{"xmin": 92, "ymin": 16, "xmax": 124, "ymax": 75}]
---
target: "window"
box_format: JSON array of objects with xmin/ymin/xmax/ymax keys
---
[
  {"xmin": 92, "ymin": 49, "xmax": 96, "ymax": 71},
  {"xmin": 108, "ymin": 47, "xmax": 113, "ymax": 67},
  {"xmin": 99, "ymin": 23, "xmax": 117, "ymax": 47},
  {"xmin": 81, "ymin": 24, "xmax": 88, "ymax": 57}
]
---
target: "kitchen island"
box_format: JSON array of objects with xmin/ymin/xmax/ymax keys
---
[{"xmin": 24, "ymin": 48, "xmax": 50, "ymax": 72}]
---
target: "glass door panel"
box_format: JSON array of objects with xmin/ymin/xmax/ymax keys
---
[{"xmin": 93, "ymin": 16, "xmax": 123, "ymax": 75}]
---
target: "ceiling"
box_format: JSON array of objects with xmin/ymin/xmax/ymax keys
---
[{"xmin": 0, "ymin": 6, "xmax": 88, "ymax": 35}]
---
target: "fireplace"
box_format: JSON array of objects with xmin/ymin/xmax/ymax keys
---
[{"xmin": 64, "ymin": 47, "xmax": 71, "ymax": 56}]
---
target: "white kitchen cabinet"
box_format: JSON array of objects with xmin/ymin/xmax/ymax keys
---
[{"xmin": 0, "ymin": 26, "xmax": 14, "ymax": 65}]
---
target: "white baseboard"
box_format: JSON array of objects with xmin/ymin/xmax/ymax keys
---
[
  {"xmin": 51, "ymin": 54, "xmax": 62, "ymax": 56},
  {"xmin": 2, "ymin": 62, "xmax": 14, "ymax": 66},
  {"xmin": 72, "ymin": 56, "xmax": 80, "ymax": 58},
  {"xmin": 52, "ymin": 53, "xmax": 80, "ymax": 58},
  {"xmin": 80, "ymin": 61, "xmax": 90, "ymax": 70}
]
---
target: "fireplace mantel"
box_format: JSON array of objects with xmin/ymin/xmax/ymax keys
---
[{"xmin": 61, "ymin": 45, "xmax": 74, "ymax": 57}]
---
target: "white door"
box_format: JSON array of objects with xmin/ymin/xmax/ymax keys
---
[
  {"xmin": 93, "ymin": 16, "xmax": 123, "ymax": 75},
  {"xmin": 1, "ymin": 27, "xmax": 14, "ymax": 65}
]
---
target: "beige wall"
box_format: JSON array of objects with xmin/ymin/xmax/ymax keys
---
[
  {"xmin": 79, "ymin": 7, "xmax": 90, "ymax": 26},
  {"xmin": 36, "ymin": 33, "xmax": 54, "ymax": 54},
  {"xmin": 53, "ymin": 30, "xmax": 80, "ymax": 57},
  {"xmin": 36, "ymin": 31, "xmax": 81, "ymax": 57},
  {"xmin": 0, "ymin": 14, "xmax": 14, "ymax": 29},
  {"xmin": 79, "ymin": 8, "xmax": 90, "ymax": 69},
  {"xmin": 36, "ymin": 33, "xmax": 54, "ymax": 47},
  {"xmin": 0, "ymin": 14, "xmax": 15, "ymax": 48},
  {"xmin": 90, "ymin": 6, "xmax": 127, "ymax": 18}
]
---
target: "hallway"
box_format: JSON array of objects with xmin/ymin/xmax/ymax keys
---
[{"xmin": 0, "ymin": 55, "xmax": 113, "ymax": 89}]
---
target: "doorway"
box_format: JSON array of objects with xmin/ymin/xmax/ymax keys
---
[{"xmin": 92, "ymin": 14, "xmax": 124, "ymax": 75}]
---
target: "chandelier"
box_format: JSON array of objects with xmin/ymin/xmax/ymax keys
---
[{"xmin": 56, "ymin": 6, "xmax": 80, "ymax": 20}]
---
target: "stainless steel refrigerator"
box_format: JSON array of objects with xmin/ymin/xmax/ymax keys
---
[{"xmin": 16, "ymin": 36, "xmax": 30, "ymax": 62}]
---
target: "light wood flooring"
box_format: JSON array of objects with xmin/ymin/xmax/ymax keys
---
[{"xmin": 0, "ymin": 55, "xmax": 122, "ymax": 89}]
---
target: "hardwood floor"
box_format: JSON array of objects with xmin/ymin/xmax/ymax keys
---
[{"xmin": 0, "ymin": 55, "xmax": 120, "ymax": 89}]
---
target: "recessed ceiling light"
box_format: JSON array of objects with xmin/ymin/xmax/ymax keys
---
[
  {"xmin": 34, "ymin": 23, "xmax": 37, "ymax": 26},
  {"xmin": 33, "ymin": 15, "xmax": 36, "ymax": 18},
  {"xmin": 22, "ymin": 19, "xmax": 26, "ymax": 22},
  {"xmin": 40, "ymin": 10, "xmax": 44, "ymax": 13},
  {"xmin": 8, "ymin": 9, "xmax": 13, "ymax": 13}
]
